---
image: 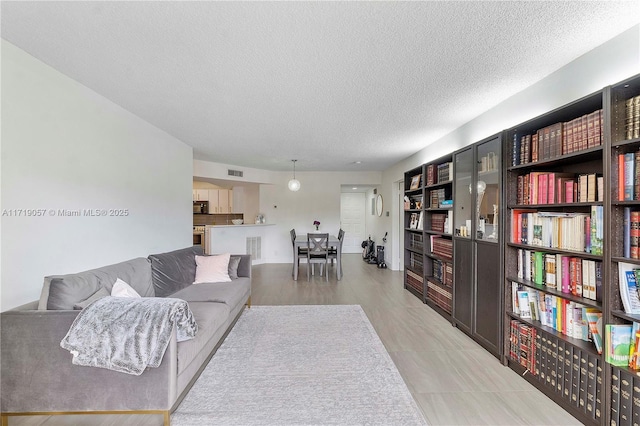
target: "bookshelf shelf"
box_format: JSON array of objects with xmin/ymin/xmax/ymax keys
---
[
  {"xmin": 424, "ymin": 179, "xmax": 452, "ymax": 189},
  {"xmin": 508, "ymin": 202, "xmax": 603, "ymax": 209},
  {"xmin": 507, "ymin": 242, "xmax": 604, "ymax": 260},
  {"xmin": 424, "ymin": 252, "xmax": 452, "ymax": 262},
  {"xmin": 506, "ymin": 311, "xmax": 599, "ymax": 355},
  {"xmin": 612, "ymin": 136, "xmax": 640, "ymax": 148},
  {"xmin": 507, "ymin": 276, "xmax": 602, "ymax": 309},
  {"xmin": 507, "ymin": 146, "xmax": 603, "ymax": 171},
  {"xmin": 424, "ymin": 230, "xmax": 451, "ymax": 236},
  {"xmin": 611, "ymin": 310, "xmax": 640, "ymax": 323}
]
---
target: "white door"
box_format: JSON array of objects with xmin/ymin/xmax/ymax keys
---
[{"xmin": 340, "ymin": 193, "xmax": 366, "ymax": 254}]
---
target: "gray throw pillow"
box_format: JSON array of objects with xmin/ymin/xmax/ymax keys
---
[
  {"xmin": 73, "ymin": 287, "xmax": 110, "ymax": 310},
  {"xmin": 47, "ymin": 277, "xmax": 101, "ymax": 310},
  {"xmin": 228, "ymin": 256, "xmax": 241, "ymax": 280}
]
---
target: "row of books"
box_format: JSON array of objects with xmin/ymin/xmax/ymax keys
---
[
  {"xmin": 617, "ymin": 150, "xmax": 640, "ymax": 201},
  {"xmin": 515, "ymin": 172, "xmax": 603, "ymax": 205},
  {"xmin": 509, "ymin": 320, "xmax": 602, "ymax": 421},
  {"xmin": 510, "ymin": 207, "xmax": 604, "ymax": 254},
  {"xmin": 405, "ymin": 269, "xmax": 423, "ymax": 296},
  {"xmin": 430, "ymin": 211, "xmax": 453, "ymax": 234},
  {"xmin": 606, "ymin": 322, "xmax": 640, "ymax": 368},
  {"xmin": 611, "ymin": 368, "xmax": 638, "ymax": 426},
  {"xmin": 430, "ymin": 235, "xmax": 452, "ymax": 260},
  {"xmin": 432, "ymin": 259, "xmax": 452, "ymax": 287},
  {"xmin": 511, "ymin": 109, "xmax": 603, "ymax": 166},
  {"xmin": 626, "ymin": 95, "xmax": 640, "ymax": 140},
  {"xmin": 425, "ymin": 162, "xmax": 453, "ymax": 186},
  {"xmin": 623, "ymin": 208, "xmax": 640, "ymax": 259},
  {"xmin": 515, "ymin": 249, "xmax": 602, "ymax": 301},
  {"xmin": 426, "ymin": 281, "xmax": 452, "ymax": 314},
  {"xmin": 429, "ymin": 188, "xmax": 452, "ymax": 209},
  {"xmin": 511, "ymin": 283, "xmax": 602, "ymax": 352},
  {"xmin": 408, "ymin": 252, "xmax": 423, "ymax": 272}
]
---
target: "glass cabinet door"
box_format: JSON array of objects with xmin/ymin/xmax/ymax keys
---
[
  {"xmin": 476, "ymin": 137, "xmax": 500, "ymax": 242},
  {"xmin": 454, "ymin": 147, "xmax": 473, "ymax": 239}
]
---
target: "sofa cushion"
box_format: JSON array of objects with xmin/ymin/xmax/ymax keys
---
[
  {"xmin": 47, "ymin": 278, "xmax": 101, "ymax": 310},
  {"xmin": 73, "ymin": 287, "xmax": 110, "ymax": 310},
  {"xmin": 177, "ymin": 301, "xmax": 230, "ymax": 376},
  {"xmin": 194, "ymin": 254, "xmax": 231, "ymax": 284},
  {"xmin": 149, "ymin": 246, "xmax": 203, "ymax": 297},
  {"xmin": 40, "ymin": 257, "xmax": 154, "ymax": 310},
  {"xmin": 228, "ymin": 256, "xmax": 241, "ymax": 280},
  {"xmin": 169, "ymin": 278, "xmax": 251, "ymax": 309}
]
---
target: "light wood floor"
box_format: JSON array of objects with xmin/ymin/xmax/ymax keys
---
[{"xmin": 8, "ymin": 254, "xmax": 581, "ymax": 425}]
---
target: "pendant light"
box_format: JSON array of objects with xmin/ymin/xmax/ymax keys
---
[{"xmin": 288, "ymin": 160, "xmax": 301, "ymax": 191}]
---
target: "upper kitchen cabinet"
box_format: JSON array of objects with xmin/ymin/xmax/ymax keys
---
[
  {"xmin": 193, "ymin": 189, "xmax": 209, "ymax": 202},
  {"xmin": 207, "ymin": 189, "xmax": 233, "ymax": 214}
]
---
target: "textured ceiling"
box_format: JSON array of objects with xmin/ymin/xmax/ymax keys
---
[{"xmin": 2, "ymin": 1, "xmax": 639, "ymax": 172}]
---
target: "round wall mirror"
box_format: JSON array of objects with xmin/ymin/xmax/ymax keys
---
[{"xmin": 375, "ymin": 194, "xmax": 383, "ymax": 217}]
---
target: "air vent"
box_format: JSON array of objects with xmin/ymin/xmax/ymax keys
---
[{"xmin": 228, "ymin": 169, "xmax": 244, "ymax": 177}]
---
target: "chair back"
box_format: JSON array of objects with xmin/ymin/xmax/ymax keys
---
[
  {"xmin": 307, "ymin": 233, "xmax": 329, "ymax": 257},
  {"xmin": 290, "ymin": 229, "xmax": 296, "ymax": 246}
]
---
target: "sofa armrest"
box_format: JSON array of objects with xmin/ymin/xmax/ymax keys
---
[
  {"xmin": 235, "ymin": 254, "xmax": 252, "ymax": 279},
  {"xmin": 1, "ymin": 309, "xmax": 177, "ymax": 413}
]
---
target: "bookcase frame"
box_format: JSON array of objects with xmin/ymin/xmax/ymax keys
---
[
  {"xmin": 403, "ymin": 164, "xmax": 426, "ymax": 301},
  {"xmin": 403, "ymin": 156, "xmax": 455, "ymax": 321},
  {"xmin": 503, "ymin": 89, "xmax": 606, "ymax": 426}
]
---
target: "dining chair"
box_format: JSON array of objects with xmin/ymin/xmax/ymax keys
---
[
  {"xmin": 307, "ymin": 233, "xmax": 329, "ymax": 281},
  {"xmin": 290, "ymin": 229, "xmax": 308, "ymax": 277},
  {"xmin": 329, "ymin": 229, "xmax": 345, "ymax": 263},
  {"xmin": 328, "ymin": 229, "xmax": 345, "ymax": 279}
]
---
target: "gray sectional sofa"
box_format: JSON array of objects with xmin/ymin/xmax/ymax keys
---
[{"xmin": 0, "ymin": 246, "xmax": 251, "ymax": 425}]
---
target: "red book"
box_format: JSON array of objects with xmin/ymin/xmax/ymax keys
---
[
  {"xmin": 565, "ymin": 180, "xmax": 575, "ymax": 203},
  {"xmin": 569, "ymin": 258, "xmax": 577, "ymax": 295},
  {"xmin": 561, "ymin": 256, "xmax": 570, "ymax": 293},
  {"xmin": 539, "ymin": 174, "xmax": 548, "ymax": 204}
]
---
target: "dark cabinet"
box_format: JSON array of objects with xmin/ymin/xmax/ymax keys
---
[{"xmin": 452, "ymin": 134, "xmax": 503, "ymax": 358}]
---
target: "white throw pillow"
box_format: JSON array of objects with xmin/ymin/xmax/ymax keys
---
[
  {"xmin": 111, "ymin": 278, "xmax": 141, "ymax": 298},
  {"xmin": 194, "ymin": 254, "xmax": 232, "ymax": 284}
]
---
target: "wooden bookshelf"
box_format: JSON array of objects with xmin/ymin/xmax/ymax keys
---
[
  {"xmin": 504, "ymin": 88, "xmax": 605, "ymax": 426},
  {"xmin": 403, "ymin": 165, "xmax": 426, "ymax": 301}
]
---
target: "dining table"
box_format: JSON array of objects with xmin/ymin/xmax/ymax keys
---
[{"xmin": 293, "ymin": 234, "xmax": 342, "ymax": 281}]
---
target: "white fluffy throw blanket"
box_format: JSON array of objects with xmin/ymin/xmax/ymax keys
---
[{"xmin": 60, "ymin": 296, "xmax": 198, "ymax": 375}]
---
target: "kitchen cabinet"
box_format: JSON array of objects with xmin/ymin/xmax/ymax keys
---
[
  {"xmin": 207, "ymin": 189, "xmax": 233, "ymax": 213},
  {"xmin": 193, "ymin": 189, "xmax": 209, "ymax": 202}
]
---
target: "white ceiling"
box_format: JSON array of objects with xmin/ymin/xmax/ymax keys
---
[{"xmin": 2, "ymin": 1, "xmax": 639, "ymax": 172}]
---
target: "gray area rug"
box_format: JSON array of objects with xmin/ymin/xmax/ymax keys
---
[{"xmin": 171, "ymin": 305, "xmax": 427, "ymax": 425}]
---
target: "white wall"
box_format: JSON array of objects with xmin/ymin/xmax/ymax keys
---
[
  {"xmin": 376, "ymin": 25, "xmax": 640, "ymax": 270},
  {"xmin": 1, "ymin": 41, "xmax": 193, "ymax": 311},
  {"xmin": 259, "ymin": 171, "xmax": 382, "ymax": 263}
]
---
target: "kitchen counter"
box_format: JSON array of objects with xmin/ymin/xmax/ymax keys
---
[{"xmin": 205, "ymin": 224, "xmax": 275, "ymax": 264}]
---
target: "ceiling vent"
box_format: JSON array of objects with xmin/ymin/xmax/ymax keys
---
[{"xmin": 228, "ymin": 169, "xmax": 243, "ymax": 177}]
